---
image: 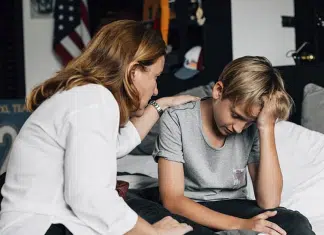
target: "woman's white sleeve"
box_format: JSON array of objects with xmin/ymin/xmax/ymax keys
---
[
  {"xmin": 63, "ymin": 103, "xmax": 138, "ymax": 234},
  {"xmin": 116, "ymin": 121, "xmax": 141, "ymax": 158}
]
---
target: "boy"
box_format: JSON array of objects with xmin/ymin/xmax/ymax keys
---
[{"xmin": 153, "ymin": 56, "xmax": 315, "ymax": 234}]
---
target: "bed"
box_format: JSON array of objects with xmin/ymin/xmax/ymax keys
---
[
  {"xmin": 118, "ymin": 64, "xmax": 324, "ymax": 234},
  {"xmin": 117, "ymin": 120, "xmax": 324, "ymax": 234}
]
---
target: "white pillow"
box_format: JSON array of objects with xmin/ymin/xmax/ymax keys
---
[
  {"xmin": 301, "ymin": 83, "xmax": 324, "ymax": 134},
  {"xmin": 247, "ymin": 121, "xmax": 324, "ymax": 234},
  {"xmin": 275, "ymin": 121, "xmax": 324, "ymax": 234}
]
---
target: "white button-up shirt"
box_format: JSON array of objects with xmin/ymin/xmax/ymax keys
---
[{"xmin": 0, "ymin": 84, "xmax": 141, "ymax": 235}]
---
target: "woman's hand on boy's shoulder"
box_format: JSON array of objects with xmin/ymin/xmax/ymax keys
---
[{"xmin": 157, "ymin": 95, "xmax": 200, "ymax": 110}]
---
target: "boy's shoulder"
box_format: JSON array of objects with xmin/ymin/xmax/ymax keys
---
[
  {"xmin": 165, "ymin": 100, "xmax": 199, "ymax": 116},
  {"xmin": 160, "ymin": 100, "xmax": 200, "ymax": 126}
]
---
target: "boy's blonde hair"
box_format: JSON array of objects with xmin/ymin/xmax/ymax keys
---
[{"xmin": 219, "ymin": 56, "xmax": 293, "ymax": 120}]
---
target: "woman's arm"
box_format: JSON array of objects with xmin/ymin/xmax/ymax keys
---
[
  {"xmin": 131, "ymin": 95, "xmax": 199, "ymax": 141},
  {"xmin": 116, "ymin": 121, "xmax": 142, "ymax": 158},
  {"xmin": 116, "ymin": 95, "xmax": 198, "ymax": 158}
]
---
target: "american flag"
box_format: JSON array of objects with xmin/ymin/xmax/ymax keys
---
[{"xmin": 53, "ymin": 0, "xmax": 91, "ymax": 66}]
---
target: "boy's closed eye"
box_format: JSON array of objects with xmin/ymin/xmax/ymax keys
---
[{"xmin": 231, "ymin": 111, "xmax": 256, "ymax": 124}]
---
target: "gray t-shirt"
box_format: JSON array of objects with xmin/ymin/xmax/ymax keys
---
[{"xmin": 153, "ymin": 99, "xmax": 260, "ymax": 202}]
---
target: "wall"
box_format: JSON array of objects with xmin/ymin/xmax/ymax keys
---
[
  {"xmin": 231, "ymin": 0, "xmax": 295, "ymax": 66},
  {"xmin": 22, "ymin": 0, "xmax": 296, "ymax": 94},
  {"xmin": 23, "ymin": 0, "xmax": 61, "ymax": 94}
]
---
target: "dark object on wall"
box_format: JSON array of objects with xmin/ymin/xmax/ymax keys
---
[
  {"xmin": 88, "ymin": 0, "xmax": 143, "ymax": 36},
  {"xmin": 0, "ymin": 0, "xmax": 25, "ymax": 99},
  {"xmin": 202, "ymin": 0, "xmax": 232, "ymax": 76},
  {"xmin": 281, "ymin": 16, "xmax": 295, "ymax": 27},
  {"xmin": 30, "ymin": 0, "xmax": 54, "ymax": 18},
  {"xmin": 33, "ymin": 0, "xmax": 54, "ymax": 14},
  {"xmin": 289, "ymin": 42, "xmax": 317, "ymax": 65},
  {"xmin": 294, "ymin": 0, "xmax": 324, "ymax": 64}
]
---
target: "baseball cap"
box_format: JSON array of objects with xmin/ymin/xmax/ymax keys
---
[{"xmin": 174, "ymin": 45, "xmax": 204, "ymax": 80}]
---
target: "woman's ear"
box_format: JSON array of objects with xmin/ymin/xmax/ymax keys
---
[
  {"xmin": 212, "ymin": 81, "xmax": 224, "ymax": 100},
  {"xmin": 126, "ymin": 61, "xmax": 138, "ymax": 81}
]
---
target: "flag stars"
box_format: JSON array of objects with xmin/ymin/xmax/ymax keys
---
[{"xmin": 54, "ymin": 1, "xmax": 90, "ymax": 65}]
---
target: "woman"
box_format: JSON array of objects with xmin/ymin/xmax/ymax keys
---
[{"xmin": 0, "ymin": 20, "xmax": 197, "ymax": 235}]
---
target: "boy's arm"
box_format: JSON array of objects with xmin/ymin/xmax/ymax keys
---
[
  {"xmin": 158, "ymin": 158, "xmax": 242, "ymax": 230},
  {"xmin": 249, "ymin": 98, "xmax": 283, "ymax": 209}
]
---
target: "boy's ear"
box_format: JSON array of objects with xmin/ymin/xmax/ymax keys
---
[{"xmin": 212, "ymin": 81, "xmax": 224, "ymax": 100}]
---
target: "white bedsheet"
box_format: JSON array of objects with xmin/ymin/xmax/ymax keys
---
[{"xmin": 117, "ymin": 154, "xmax": 158, "ymax": 189}]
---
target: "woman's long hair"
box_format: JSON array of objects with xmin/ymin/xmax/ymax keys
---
[{"xmin": 26, "ymin": 20, "xmax": 166, "ymax": 126}]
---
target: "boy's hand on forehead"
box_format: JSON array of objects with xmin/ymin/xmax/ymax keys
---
[{"xmin": 256, "ymin": 95, "xmax": 278, "ymax": 130}]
